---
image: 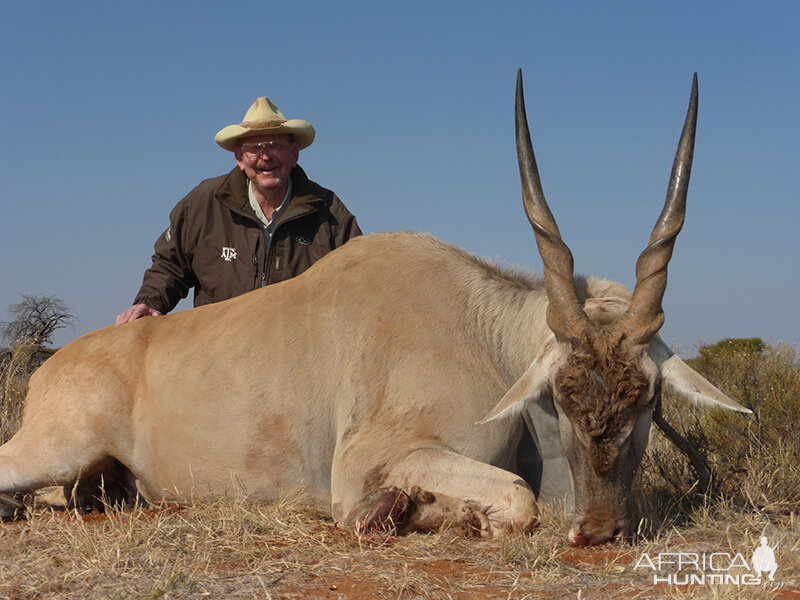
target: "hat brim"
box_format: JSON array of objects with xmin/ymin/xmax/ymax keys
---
[{"xmin": 215, "ymin": 119, "xmax": 315, "ymax": 151}]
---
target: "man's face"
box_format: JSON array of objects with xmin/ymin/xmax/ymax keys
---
[{"xmin": 234, "ymin": 134, "xmax": 299, "ymax": 194}]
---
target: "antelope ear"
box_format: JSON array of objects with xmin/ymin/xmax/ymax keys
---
[
  {"xmin": 661, "ymin": 355, "xmax": 751, "ymax": 413},
  {"xmin": 478, "ymin": 355, "xmax": 554, "ymax": 424},
  {"xmin": 650, "ymin": 339, "xmax": 752, "ymax": 414}
]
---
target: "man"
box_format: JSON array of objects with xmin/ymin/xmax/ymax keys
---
[{"xmin": 117, "ymin": 97, "xmax": 361, "ymax": 324}]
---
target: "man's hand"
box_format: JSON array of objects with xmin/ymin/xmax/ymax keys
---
[{"xmin": 115, "ymin": 303, "xmax": 162, "ymax": 325}]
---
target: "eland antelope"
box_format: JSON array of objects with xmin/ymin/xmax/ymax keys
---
[{"xmin": 0, "ymin": 71, "xmax": 749, "ymax": 545}]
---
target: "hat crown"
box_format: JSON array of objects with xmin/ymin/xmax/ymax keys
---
[
  {"xmin": 215, "ymin": 96, "xmax": 315, "ymax": 151},
  {"xmin": 241, "ymin": 97, "xmax": 286, "ymax": 126}
]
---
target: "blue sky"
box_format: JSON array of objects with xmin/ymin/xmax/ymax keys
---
[{"xmin": 1, "ymin": 1, "xmax": 797, "ymax": 356}]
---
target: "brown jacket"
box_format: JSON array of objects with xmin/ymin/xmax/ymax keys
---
[{"xmin": 134, "ymin": 166, "xmax": 361, "ymax": 313}]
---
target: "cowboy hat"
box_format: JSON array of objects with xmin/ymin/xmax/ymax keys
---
[{"xmin": 214, "ymin": 97, "xmax": 315, "ymax": 151}]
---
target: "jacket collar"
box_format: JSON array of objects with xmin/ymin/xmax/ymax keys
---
[{"xmin": 215, "ymin": 165, "xmax": 322, "ymax": 224}]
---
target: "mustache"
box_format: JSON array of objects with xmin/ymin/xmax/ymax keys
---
[{"xmin": 255, "ymin": 160, "xmax": 276, "ymax": 170}]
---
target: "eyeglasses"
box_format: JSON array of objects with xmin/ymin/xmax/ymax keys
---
[{"xmin": 240, "ymin": 141, "xmax": 292, "ymax": 158}]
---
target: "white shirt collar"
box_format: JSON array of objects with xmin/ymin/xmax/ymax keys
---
[{"xmin": 247, "ymin": 179, "xmax": 293, "ymax": 228}]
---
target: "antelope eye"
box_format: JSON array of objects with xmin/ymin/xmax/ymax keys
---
[
  {"xmin": 647, "ymin": 381, "xmax": 662, "ymax": 406},
  {"xmin": 614, "ymin": 423, "xmax": 635, "ymax": 445}
]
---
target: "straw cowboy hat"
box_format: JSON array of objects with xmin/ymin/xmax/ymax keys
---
[{"xmin": 215, "ymin": 97, "xmax": 315, "ymax": 151}]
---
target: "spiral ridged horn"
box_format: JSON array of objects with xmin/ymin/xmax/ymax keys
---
[
  {"xmin": 516, "ymin": 70, "xmax": 698, "ymax": 348},
  {"xmin": 621, "ymin": 73, "xmax": 698, "ymax": 345},
  {"xmin": 515, "ymin": 69, "xmax": 593, "ymax": 344}
]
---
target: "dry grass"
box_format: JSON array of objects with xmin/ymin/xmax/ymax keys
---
[
  {"xmin": 0, "ymin": 337, "xmax": 37, "ymax": 445},
  {"xmin": 0, "ymin": 495, "xmax": 796, "ymax": 599},
  {"xmin": 1, "ymin": 339, "xmax": 799, "ymax": 598},
  {"xmin": 636, "ymin": 341, "xmax": 800, "ymax": 532}
]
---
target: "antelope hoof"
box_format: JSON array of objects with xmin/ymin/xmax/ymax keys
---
[{"xmin": 402, "ymin": 486, "xmax": 492, "ymax": 537}]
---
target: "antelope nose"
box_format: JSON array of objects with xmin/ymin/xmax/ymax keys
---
[{"xmin": 576, "ymin": 521, "xmax": 620, "ymax": 546}]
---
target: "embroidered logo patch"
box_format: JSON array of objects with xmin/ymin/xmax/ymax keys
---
[
  {"xmin": 295, "ymin": 236, "xmax": 312, "ymax": 245},
  {"xmin": 220, "ymin": 247, "xmax": 237, "ymax": 261}
]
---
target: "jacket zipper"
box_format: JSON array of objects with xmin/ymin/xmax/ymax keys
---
[
  {"xmin": 261, "ymin": 209, "xmax": 315, "ymax": 287},
  {"xmin": 262, "ymin": 227, "xmax": 271, "ymax": 287}
]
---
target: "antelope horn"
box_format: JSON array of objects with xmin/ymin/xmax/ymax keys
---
[
  {"xmin": 516, "ymin": 69, "xmax": 593, "ymax": 344},
  {"xmin": 622, "ymin": 73, "xmax": 698, "ymax": 345}
]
